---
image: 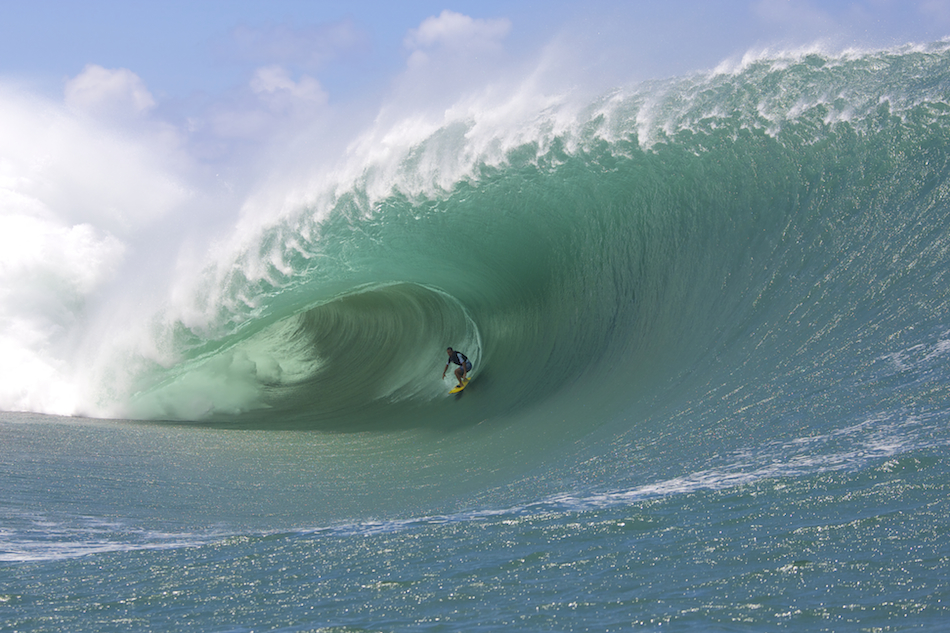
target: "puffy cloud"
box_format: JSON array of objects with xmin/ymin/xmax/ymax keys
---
[
  {"xmin": 404, "ymin": 10, "xmax": 511, "ymax": 67},
  {"xmin": 206, "ymin": 66, "xmax": 329, "ymax": 140},
  {"xmin": 1, "ymin": 86, "xmax": 189, "ymax": 232},
  {"xmin": 250, "ymin": 65, "xmax": 328, "ymax": 108},
  {"xmin": 64, "ymin": 64, "xmax": 156, "ymax": 117},
  {"xmin": 406, "ymin": 10, "xmax": 511, "ymax": 48}
]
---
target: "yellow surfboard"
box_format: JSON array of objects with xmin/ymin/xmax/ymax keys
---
[{"xmin": 449, "ymin": 377, "xmax": 471, "ymax": 394}]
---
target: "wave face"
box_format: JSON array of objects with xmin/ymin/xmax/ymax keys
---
[{"xmin": 94, "ymin": 43, "xmax": 950, "ymax": 445}]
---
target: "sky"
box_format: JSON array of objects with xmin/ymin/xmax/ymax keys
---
[{"xmin": 4, "ymin": 1, "xmax": 950, "ymax": 108}]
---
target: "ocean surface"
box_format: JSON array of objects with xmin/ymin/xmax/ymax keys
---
[{"xmin": 4, "ymin": 43, "xmax": 950, "ymax": 630}]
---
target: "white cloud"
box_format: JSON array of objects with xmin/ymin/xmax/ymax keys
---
[
  {"xmin": 250, "ymin": 65, "xmax": 328, "ymax": 108},
  {"xmin": 207, "ymin": 65, "xmax": 330, "ymax": 140},
  {"xmin": 404, "ymin": 10, "xmax": 511, "ymax": 66},
  {"xmin": 406, "ymin": 10, "xmax": 511, "ymax": 48},
  {"xmin": 64, "ymin": 64, "xmax": 156, "ymax": 117},
  {"xmin": 1, "ymin": 87, "xmax": 189, "ymax": 233}
]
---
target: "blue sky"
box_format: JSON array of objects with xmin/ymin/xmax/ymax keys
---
[{"xmin": 5, "ymin": 1, "xmax": 950, "ymax": 103}]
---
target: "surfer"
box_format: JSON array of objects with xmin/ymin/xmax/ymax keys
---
[{"xmin": 443, "ymin": 347, "xmax": 472, "ymax": 388}]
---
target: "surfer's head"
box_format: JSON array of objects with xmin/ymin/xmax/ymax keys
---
[{"xmin": 447, "ymin": 347, "xmax": 453, "ymax": 355}]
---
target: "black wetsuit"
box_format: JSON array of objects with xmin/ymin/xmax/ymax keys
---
[{"xmin": 447, "ymin": 351, "xmax": 472, "ymax": 372}]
